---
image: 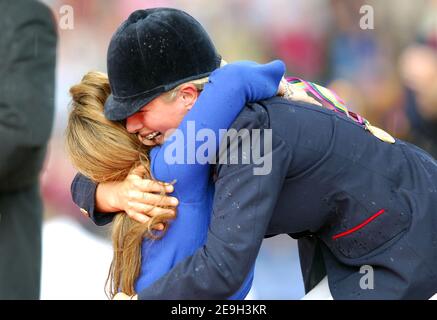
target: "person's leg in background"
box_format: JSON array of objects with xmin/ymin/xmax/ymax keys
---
[{"xmin": 0, "ymin": 186, "xmax": 43, "ymax": 299}]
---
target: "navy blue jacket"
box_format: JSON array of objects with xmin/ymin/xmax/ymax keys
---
[{"xmin": 72, "ymin": 97, "xmax": 437, "ymax": 299}]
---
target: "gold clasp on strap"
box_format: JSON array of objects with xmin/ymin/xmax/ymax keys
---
[{"xmin": 365, "ymin": 123, "xmax": 395, "ymax": 144}]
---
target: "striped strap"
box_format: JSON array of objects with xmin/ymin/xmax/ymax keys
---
[{"xmin": 286, "ymin": 77, "xmax": 370, "ymax": 128}]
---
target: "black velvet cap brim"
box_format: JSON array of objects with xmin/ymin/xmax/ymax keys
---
[{"xmin": 104, "ymin": 70, "xmax": 215, "ymax": 121}]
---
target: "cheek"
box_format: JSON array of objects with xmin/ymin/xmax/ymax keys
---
[
  {"xmin": 146, "ymin": 98, "xmax": 189, "ymax": 132},
  {"xmin": 143, "ymin": 111, "xmax": 176, "ymax": 133},
  {"xmin": 160, "ymin": 105, "xmax": 188, "ymax": 131}
]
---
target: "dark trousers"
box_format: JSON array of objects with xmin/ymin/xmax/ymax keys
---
[{"xmin": 0, "ymin": 184, "xmax": 43, "ymax": 299}]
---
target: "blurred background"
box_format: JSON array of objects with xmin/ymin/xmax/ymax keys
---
[{"xmin": 36, "ymin": 0, "xmax": 437, "ymax": 299}]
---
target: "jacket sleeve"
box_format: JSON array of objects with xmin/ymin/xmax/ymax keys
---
[
  {"xmin": 71, "ymin": 173, "xmax": 116, "ymax": 226},
  {"xmin": 138, "ymin": 105, "xmax": 292, "ymax": 299},
  {"xmin": 0, "ymin": 0, "xmax": 57, "ymax": 187}
]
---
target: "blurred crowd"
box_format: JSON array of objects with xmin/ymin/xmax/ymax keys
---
[{"xmin": 35, "ymin": 0, "xmax": 437, "ymax": 298}]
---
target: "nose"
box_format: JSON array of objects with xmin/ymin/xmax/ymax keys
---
[{"xmin": 125, "ymin": 115, "xmax": 143, "ymax": 133}]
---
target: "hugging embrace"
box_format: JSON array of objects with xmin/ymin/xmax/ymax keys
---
[{"xmin": 66, "ymin": 8, "xmax": 437, "ymax": 300}]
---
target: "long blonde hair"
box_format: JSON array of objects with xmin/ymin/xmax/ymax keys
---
[{"xmin": 65, "ymin": 71, "xmax": 173, "ymax": 298}]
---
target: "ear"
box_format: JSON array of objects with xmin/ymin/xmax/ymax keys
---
[{"xmin": 178, "ymin": 84, "xmax": 199, "ymax": 110}]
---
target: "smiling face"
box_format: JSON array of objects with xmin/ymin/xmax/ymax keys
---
[{"xmin": 125, "ymin": 84, "xmax": 199, "ymax": 146}]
